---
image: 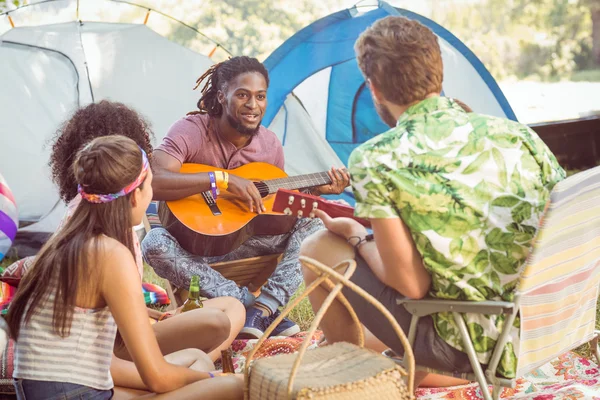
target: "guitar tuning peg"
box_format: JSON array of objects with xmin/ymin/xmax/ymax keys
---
[
  {"xmin": 297, "ymin": 210, "xmax": 303, "ymax": 218},
  {"xmin": 309, "ymin": 212, "xmax": 315, "ymax": 218},
  {"xmin": 300, "ymin": 199, "xmax": 306, "ymax": 208},
  {"xmin": 312, "ymin": 202, "xmax": 318, "ymax": 210},
  {"xmin": 288, "ymin": 195, "xmax": 295, "ymax": 205},
  {"xmin": 283, "ymin": 207, "xmax": 292, "ymax": 215}
]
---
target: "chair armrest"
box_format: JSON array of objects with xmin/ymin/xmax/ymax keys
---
[{"xmin": 397, "ymin": 297, "xmax": 515, "ymax": 317}]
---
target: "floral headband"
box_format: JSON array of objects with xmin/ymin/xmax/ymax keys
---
[{"xmin": 78, "ymin": 147, "xmax": 149, "ymax": 204}]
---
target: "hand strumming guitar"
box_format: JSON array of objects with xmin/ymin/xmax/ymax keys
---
[
  {"xmin": 313, "ymin": 167, "xmax": 350, "ymax": 195},
  {"xmin": 227, "ymin": 174, "xmax": 266, "ymax": 214}
]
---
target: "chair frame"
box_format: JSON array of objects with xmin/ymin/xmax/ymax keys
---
[{"xmin": 397, "ymin": 294, "xmax": 600, "ymax": 400}]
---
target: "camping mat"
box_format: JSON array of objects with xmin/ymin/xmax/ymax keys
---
[{"xmin": 225, "ymin": 332, "xmax": 600, "ymax": 399}]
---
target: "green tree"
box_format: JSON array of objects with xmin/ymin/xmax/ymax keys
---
[
  {"xmin": 170, "ymin": 0, "xmax": 344, "ymax": 60},
  {"xmin": 0, "ymin": 0, "xmax": 21, "ymax": 13},
  {"xmin": 431, "ymin": 0, "xmax": 596, "ymax": 80},
  {"xmin": 586, "ymin": 0, "xmax": 600, "ymax": 64}
]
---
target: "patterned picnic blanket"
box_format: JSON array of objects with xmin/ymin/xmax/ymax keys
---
[{"xmin": 224, "ymin": 332, "xmax": 600, "ymax": 399}]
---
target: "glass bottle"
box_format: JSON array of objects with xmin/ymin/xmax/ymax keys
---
[
  {"xmin": 221, "ymin": 348, "xmax": 235, "ymax": 374},
  {"xmin": 181, "ymin": 275, "xmax": 203, "ymax": 312}
]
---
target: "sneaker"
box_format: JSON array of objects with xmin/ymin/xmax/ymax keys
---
[
  {"xmin": 266, "ymin": 310, "xmax": 300, "ymax": 337},
  {"xmin": 237, "ymin": 307, "xmax": 268, "ymax": 340}
]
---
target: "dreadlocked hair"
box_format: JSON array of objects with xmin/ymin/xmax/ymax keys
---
[{"xmin": 192, "ymin": 56, "xmax": 269, "ymax": 117}]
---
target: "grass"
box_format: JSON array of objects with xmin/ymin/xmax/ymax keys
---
[
  {"xmin": 287, "ymin": 282, "xmax": 316, "ymax": 331},
  {"xmin": 0, "ymin": 258, "xmax": 14, "ymax": 270},
  {"xmin": 570, "ymin": 69, "xmax": 600, "ymax": 82},
  {"xmin": 143, "ymin": 262, "xmax": 167, "ymax": 288}
]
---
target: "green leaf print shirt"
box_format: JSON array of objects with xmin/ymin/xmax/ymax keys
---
[{"xmin": 348, "ymin": 96, "xmax": 565, "ymax": 378}]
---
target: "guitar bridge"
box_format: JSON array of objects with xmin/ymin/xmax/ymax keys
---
[{"xmin": 202, "ymin": 191, "xmax": 222, "ymax": 216}]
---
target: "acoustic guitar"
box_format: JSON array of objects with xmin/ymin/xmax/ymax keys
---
[{"xmin": 159, "ymin": 162, "xmax": 335, "ymax": 257}]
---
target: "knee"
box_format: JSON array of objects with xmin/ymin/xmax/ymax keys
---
[
  {"xmin": 206, "ymin": 308, "xmax": 232, "ymax": 343},
  {"xmin": 300, "ymin": 229, "xmax": 335, "ymax": 258},
  {"xmin": 222, "ymin": 297, "xmax": 246, "ymax": 330},
  {"xmin": 300, "ymin": 229, "xmax": 352, "ymax": 260},
  {"xmin": 218, "ymin": 375, "xmax": 244, "ymax": 398},
  {"xmin": 300, "ymin": 230, "xmax": 337, "ymax": 280},
  {"xmin": 185, "ymin": 348, "xmax": 215, "ymax": 371},
  {"xmin": 140, "ymin": 228, "xmax": 170, "ymax": 258}
]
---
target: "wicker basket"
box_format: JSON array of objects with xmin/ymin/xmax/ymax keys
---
[{"xmin": 244, "ymin": 256, "xmax": 415, "ymax": 400}]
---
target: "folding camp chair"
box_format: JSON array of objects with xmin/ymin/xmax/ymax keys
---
[{"xmin": 398, "ymin": 166, "xmax": 600, "ymax": 399}]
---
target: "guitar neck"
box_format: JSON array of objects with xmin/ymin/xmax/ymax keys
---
[{"xmin": 263, "ymin": 172, "xmax": 331, "ymax": 194}]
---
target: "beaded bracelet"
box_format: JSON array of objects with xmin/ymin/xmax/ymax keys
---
[
  {"xmin": 208, "ymin": 172, "xmax": 218, "ymax": 199},
  {"xmin": 208, "ymin": 372, "xmax": 215, "ymax": 378},
  {"xmin": 158, "ymin": 312, "xmax": 170, "ymax": 322}
]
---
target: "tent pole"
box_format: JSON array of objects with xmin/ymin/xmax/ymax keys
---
[
  {"xmin": 208, "ymin": 45, "xmax": 219, "ymax": 58},
  {"xmin": 76, "ymin": 0, "xmax": 79, "ymax": 20}
]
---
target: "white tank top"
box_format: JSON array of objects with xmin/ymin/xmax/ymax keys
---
[{"xmin": 14, "ymin": 285, "xmax": 117, "ymax": 390}]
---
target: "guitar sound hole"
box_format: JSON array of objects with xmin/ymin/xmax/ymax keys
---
[{"xmin": 254, "ymin": 182, "xmax": 270, "ymax": 198}]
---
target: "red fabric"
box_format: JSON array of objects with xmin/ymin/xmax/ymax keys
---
[
  {"xmin": 0, "ymin": 257, "xmax": 34, "ymax": 288},
  {"xmin": 0, "ymin": 339, "xmax": 15, "ymax": 394}
]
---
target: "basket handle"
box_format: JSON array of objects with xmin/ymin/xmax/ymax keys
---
[
  {"xmin": 296, "ymin": 256, "xmax": 415, "ymax": 394},
  {"xmin": 243, "ymin": 257, "xmax": 415, "ymax": 399},
  {"xmin": 243, "ymin": 259, "xmax": 362, "ymax": 400}
]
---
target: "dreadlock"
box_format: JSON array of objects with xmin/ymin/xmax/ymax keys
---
[{"xmin": 192, "ymin": 56, "xmax": 270, "ymax": 117}]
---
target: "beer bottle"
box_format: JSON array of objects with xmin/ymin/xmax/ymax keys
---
[
  {"xmin": 181, "ymin": 275, "xmax": 203, "ymax": 312},
  {"xmin": 221, "ymin": 348, "xmax": 235, "ymax": 374}
]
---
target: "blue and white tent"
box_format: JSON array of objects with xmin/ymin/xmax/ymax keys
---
[{"xmin": 264, "ymin": 1, "xmax": 516, "ymax": 203}]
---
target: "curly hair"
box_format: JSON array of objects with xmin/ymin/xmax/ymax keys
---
[
  {"xmin": 192, "ymin": 56, "xmax": 270, "ymax": 117},
  {"xmin": 355, "ymin": 16, "xmax": 443, "ymax": 105},
  {"xmin": 49, "ymin": 100, "xmax": 154, "ymax": 203}
]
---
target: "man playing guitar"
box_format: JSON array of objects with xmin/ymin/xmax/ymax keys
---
[{"xmin": 142, "ymin": 56, "xmax": 349, "ymax": 339}]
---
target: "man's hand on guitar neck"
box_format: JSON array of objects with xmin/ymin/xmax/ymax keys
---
[
  {"xmin": 227, "ymin": 174, "xmax": 265, "ymax": 214},
  {"xmin": 312, "ymin": 167, "xmax": 350, "ymax": 196}
]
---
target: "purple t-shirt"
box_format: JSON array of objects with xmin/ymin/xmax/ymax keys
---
[{"xmin": 157, "ymin": 113, "xmax": 285, "ymax": 170}]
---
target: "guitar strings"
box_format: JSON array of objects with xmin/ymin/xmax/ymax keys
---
[{"xmin": 264, "ymin": 172, "xmax": 332, "ymax": 192}]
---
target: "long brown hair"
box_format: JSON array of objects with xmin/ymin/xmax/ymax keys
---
[{"xmin": 7, "ymin": 136, "xmax": 145, "ymax": 340}]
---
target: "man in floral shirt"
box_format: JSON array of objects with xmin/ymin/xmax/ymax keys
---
[{"xmin": 300, "ymin": 16, "xmax": 565, "ymax": 384}]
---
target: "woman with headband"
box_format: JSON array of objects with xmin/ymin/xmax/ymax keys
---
[
  {"xmin": 46, "ymin": 101, "xmax": 245, "ymax": 366},
  {"xmin": 6, "ymin": 136, "xmax": 243, "ymax": 399}
]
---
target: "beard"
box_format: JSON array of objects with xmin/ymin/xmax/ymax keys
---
[
  {"xmin": 226, "ymin": 114, "xmax": 261, "ymax": 136},
  {"xmin": 375, "ymin": 101, "xmax": 397, "ymax": 128}
]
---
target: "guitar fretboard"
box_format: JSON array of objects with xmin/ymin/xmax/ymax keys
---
[{"xmin": 263, "ymin": 172, "xmax": 331, "ymax": 194}]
